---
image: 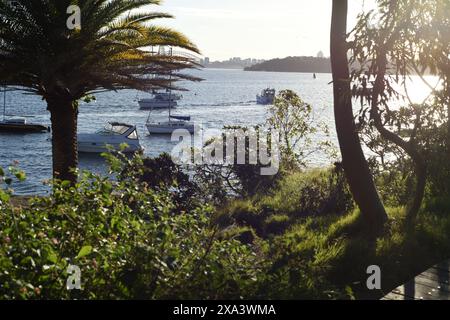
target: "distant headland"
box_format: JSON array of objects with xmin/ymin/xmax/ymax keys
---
[{"xmin": 244, "ymin": 56, "xmax": 331, "ymax": 73}]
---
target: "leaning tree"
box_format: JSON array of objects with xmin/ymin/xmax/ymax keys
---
[{"xmin": 330, "ymin": 0, "xmax": 388, "ymax": 232}]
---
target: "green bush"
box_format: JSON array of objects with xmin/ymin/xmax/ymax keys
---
[
  {"xmin": 258, "ymin": 166, "xmax": 353, "ymax": 218},
  {"xmin": 2, "ymin": 151, "xmax": 450, "ymax": 300},
  {"xmin": 0, "ymin": 154, "xmax": 266, "ymax": 299},
  {"xmin": 120, "ymin": 153, "xmax": 203, "ymax": 212}
]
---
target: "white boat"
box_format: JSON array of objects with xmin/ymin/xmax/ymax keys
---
[
  {"xmin": 146, "ymin": 115, "xmax": 195, "ymax": 134},
  {"xmin": 78, "ymin": 122, "xmax": 142, "ymax": 153},
  {"xmin": 256, "ymin": 88, "xmax": 276, "ymax": 105},
  {"xmin": 138, "ymin": 91, "xmax": 182, "ymax": 110}
]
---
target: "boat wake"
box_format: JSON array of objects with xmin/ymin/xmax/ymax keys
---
[{"xmin": 182, "ymin": 100, "xmax": 256, "ymax": 107}]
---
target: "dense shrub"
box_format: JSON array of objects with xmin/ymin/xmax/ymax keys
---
[
  {"xmin": 258, "ymin": 166, "xmax": 354, "ymax": 218},
  {"xmin": 119, "ymin": 152, "xmax": 202, "ymax": 211},
  {"xmin": 194, "ymin": 127, "xmax": 284, "ymax": 202},
  {"xmin": 0, "ymin": 154, "xmax": 266, "ymax": 299},
  {"xmin": 1, "ymin": 151, "xmax": 450, "ymax": 300}
]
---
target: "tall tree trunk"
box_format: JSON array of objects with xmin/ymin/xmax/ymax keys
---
[
  {"xmin": 447, "ymin": 77, "xmax": 450, "ymax": 157},
  {"xmin": 330, "ymin": 0, "xmax": 388, "ymax": 231},
  {"xmin": 47, "ymin": 97, "xmax": 79, "ymax": 184},
  {"xmin": 410, "ymin": 159, "xmax": 426, "ymax": 221}
]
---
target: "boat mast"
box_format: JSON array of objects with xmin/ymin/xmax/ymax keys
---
[
  {"xmin": 2, "ymin": 85, "xmax": 6, "ymax": 122},
  {"xmin": 168, "ymin": 46, "xmax": 173, "ymax": 123}
]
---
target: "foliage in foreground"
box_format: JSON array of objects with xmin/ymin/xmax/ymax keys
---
[
  {"xmin": 0, "ymin": 155, "xmax": 264, "ymax": 299},
  {"xmin": 1, "ymin": 153, "xmax": 450, "ymax": 300}
]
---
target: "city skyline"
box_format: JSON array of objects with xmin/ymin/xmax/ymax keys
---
[
  {"xmin": 154, "ymin": 0, "xmax": 376, "ymax": 60},
  {"xmin": 201, "ymin": 52, "xmax": 326, "ymax": 63}
]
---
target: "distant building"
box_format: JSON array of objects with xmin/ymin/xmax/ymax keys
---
[
  {"xmin": 317, "ymin": 51, "xmax": 325, "ymax": 58},
  {"xmin": 204, "ymin": 57, "xmax": 264, "ymax": 69}
]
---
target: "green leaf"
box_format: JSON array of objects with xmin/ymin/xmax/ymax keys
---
[
  {"xmin": 81, "ymin": 95, "xmax": 96, "ymax": 103},
  {"xmin": 76, "ymin": 246, "xmax": 93, "ymax": 259},
  {"xmin": 44, "ymin": 248, "xmax": 58, "ymax": 264},
  {"xmin": 0, "ymin": 191, "xmax": 10, "ymax": 203},
  {"xmin": 15, "ymin": 171, "xmax": 26, "ymax": 182},
  {"xmin": 61, "ymin": 180, "xmax": 71, "ymax": 188},
  {"xmin": 119, "ymin": 143, "xmax": 129, "ymax": 151}
]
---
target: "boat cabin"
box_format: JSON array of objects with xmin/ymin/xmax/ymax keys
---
[{"xmin": 98, "ymin": 122, "xmax": 138, "ymax": 139}]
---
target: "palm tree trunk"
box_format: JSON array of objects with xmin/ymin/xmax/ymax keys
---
[
  {"xmin": 330, "ymin": 0, "xmax": 388, "ymax": 231},
  {"xmin": 47, "ymin": 97, "xmax": 79, "ymax": 184}
]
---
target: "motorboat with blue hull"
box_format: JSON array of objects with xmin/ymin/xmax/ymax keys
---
[
  {"xmin": 78, "ymin": 122, "xmax": 142, "ymax": 153},
  {"xmin": 256, "ymin": 88, "xmax": 276, "ymax": 105}
]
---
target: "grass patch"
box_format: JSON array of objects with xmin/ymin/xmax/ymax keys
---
[{"xmin": 259, "ymin": 206, "xmax": 450, "ymax": 299}]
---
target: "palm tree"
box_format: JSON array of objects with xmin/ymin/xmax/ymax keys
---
[
  {"xmin": 330, "ymin": 0, "xmax": 387, "ymax": 232},
  {"xmin": 0, "ymin": 0, "xmax": 200, "ymax": 183}
]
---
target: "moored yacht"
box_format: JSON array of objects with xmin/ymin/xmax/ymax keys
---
[
  {"xmin": 143, "ymin": 46, "xmax": 194, "ymax": 134},
  {"xmin": 78, "ymin": 122, "xmax": 142, "ymax": 153},
  {"xmin": 146, "ymin": 115, "xmax": 195, "ymax": 134},
  {"xmin": 138, "ymin": 91, "xmax": 182, "ymax": 110}
]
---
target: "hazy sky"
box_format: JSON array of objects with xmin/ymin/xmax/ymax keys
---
[{"xmin": 154, "ymin": 0, "xmax": 376, "ymax": 61}]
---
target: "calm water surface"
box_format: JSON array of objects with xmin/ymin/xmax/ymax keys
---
[{"xmin": 0, "ymin": 69, "xmax": 435, "ymax": 195}]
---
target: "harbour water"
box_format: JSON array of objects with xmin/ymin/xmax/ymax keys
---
[{"xmin": 0, "ymin": 68, "xmax": 434, "ymax": 195}]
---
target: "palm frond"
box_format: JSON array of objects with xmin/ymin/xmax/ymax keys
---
[{"xmin": 0, "ymin": 0, "xmax": 201, "ymax": 100}]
